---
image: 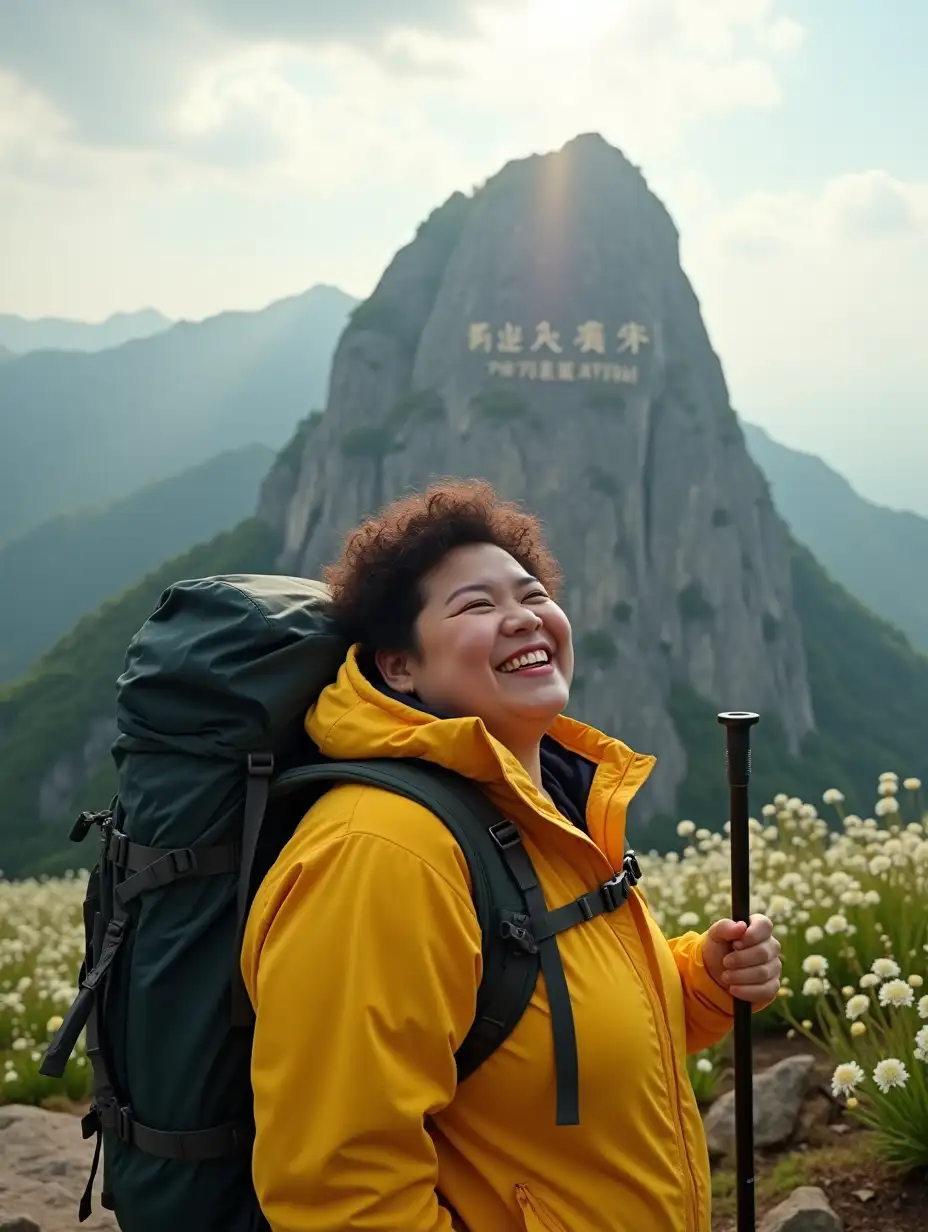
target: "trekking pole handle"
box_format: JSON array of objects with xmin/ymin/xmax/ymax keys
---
[{"xmin": 718, "ymin": 711, "xmax": 759, "ymax": 786}]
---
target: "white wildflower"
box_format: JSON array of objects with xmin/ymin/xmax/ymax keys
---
[
  {"xmin": 915, "ymin": 1026, "xmax": 928, "ymax": 1062},
  {"xmin": 824, "ymin": 914, "xmax": 848, "ymax": 935},
  {"xmin": 696, "ymin": 1058, "xmax": 713, "ymax": 1073},
  {"xmin": 802, "ymin": 955, "xmax": 829, "ymax": 977},
  {"xmin": 802, "ymin": 977, "xmax": 826, "ymax": 997},
  {"xmin": 903, "ymin": 777, "xmax": 921, "ymax": 791},
  {"xmin": 831, "ymin": 1061, "xmax": 865, "ymax": 1098},
  {"xmin": 845, "ymin": 994, "xmax": 870, "ymax": 1020},
  {"xmin": 917, "ymin": 994, "xmax": 928, "ymax": 1020},
  {"xmin": 878, "ymin": 979, "xmax": 914, "ymax": 1009},
  {"xmin": 804, "ymin": 926, "xmax": 824, "ymax": 945},
  {"xmin": 823, "ymin": 788, "xmax": 845, "ymax": 805},
  {"xmin": 871, "ymin": 957, "xmax": 902, "ymax": 980},
  {"xmin": 678, "ymin": 912, "xmax": 700, "ymax": 928},
  {"xmin": 878, "ymin": 780, "xmax": 898, "ymax": 797},
  {"xmin": 872, "ymin": 1058, "xmax": 909, "ymax": 1094},
  {"xmin": 676, "ymin": 820, "xmax": 696, "ymax": 837},
  {"xmin": 875, "ymin": 797, "xmax": 900, "ymax": 816}
]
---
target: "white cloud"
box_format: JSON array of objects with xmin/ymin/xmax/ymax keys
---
[
  {"xmin": 0, "ymin": 0, "xmax": 803, "ymax": 196},
  {"xmin": 684, "ymin": 171, "xmax": 928, "ymax": 513}
]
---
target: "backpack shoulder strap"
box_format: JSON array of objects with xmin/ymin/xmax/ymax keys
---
[
  {"xmin": 269, "ymin": 758, "xmax": 541, "ymax": 1082},
  {"xmin": 270, "ymin": 756, "xmax": 643, "ymax": 1126}
]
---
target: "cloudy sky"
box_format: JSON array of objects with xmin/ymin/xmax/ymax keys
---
[{"xmin": 1, "ymin": 0, "xmax": 926, "ymax": 513}]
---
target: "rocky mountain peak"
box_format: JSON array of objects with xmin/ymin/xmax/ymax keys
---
[{"xmin": 264, "ymin": 133, "xmax": 815, "ymax": 823}]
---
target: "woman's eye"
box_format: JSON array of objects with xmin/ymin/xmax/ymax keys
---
[{"xmin": 525, "ymin": 591, "xmax": 548, "ymax": 602}]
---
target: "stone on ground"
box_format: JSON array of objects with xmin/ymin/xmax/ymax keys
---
[
  {"xmin": 758, "ymin": 1185, "xmax": 843, "ymax": 1232},
  {"xmin": 704, "ymin": 1054, "xmax": 818, "ymax": 1157}
]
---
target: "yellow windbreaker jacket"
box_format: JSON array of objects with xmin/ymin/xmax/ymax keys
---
[{"xmin": 241, "ymin": 647, "xmax": 743, "ymax": 1231}]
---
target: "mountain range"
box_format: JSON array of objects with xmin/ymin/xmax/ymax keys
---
[
  {"xmin": 0, "ymin": 308, "xmax": 172, "ymax": 355},
  {"xmin": 0, "ymin": 134, "xmax": 926, "ymax": 876},
  {"xmin": 0, "ymin": 284, "xmax": 356, "ymax": 543},
  {"xmin": 0, "ymin": 444, "xmax": 274, "ymax": 685}
]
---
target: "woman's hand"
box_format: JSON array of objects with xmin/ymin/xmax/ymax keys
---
[{"xmin": 702, "ymin": 914, "xmax": 782, "ymax": 1005}]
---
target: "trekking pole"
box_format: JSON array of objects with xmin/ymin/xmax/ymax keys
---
[{"xmin": 717, "ymin": 711, "xmax": 760, "ymax": 1232}]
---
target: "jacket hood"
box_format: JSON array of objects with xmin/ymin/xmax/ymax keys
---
[{"xmin": 305, "ymin": 643, "xmax": 656, "ymax": 866}]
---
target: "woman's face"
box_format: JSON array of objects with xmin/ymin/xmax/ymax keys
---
[{"xmin": 375, "ymin": 542, "xmax": 573, "ymax": 744}]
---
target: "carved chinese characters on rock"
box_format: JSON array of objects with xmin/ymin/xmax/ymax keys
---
[{"xmin": 467, "ymin": 319, "xmax": 649, "ymax": 384}]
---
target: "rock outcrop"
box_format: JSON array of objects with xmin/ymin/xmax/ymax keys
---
[
  {"xmin": 0, "ymin": 1104, "xmax": 117, "ymax": 1231},
  {"xmin": 703, "ymin": 1054, "xmax": 819, "ymax": 1157},
  {"xmin": 260, "ymin": 133, "xmax": 816, "ymax": 822}
]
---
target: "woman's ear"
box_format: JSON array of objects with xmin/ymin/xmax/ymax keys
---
[{"xmin": 374, "ymin": 648, "xmax": 417, "ymax": 694}]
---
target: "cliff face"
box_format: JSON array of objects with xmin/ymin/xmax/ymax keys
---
[{"xmin": 264, "ymin": 134, "xmax": 815, "ymax": 821}]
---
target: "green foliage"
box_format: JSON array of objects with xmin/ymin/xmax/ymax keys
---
[
  {"xmin": 585, "ymin": 388, "xmax": 626, "ymax": 415},
  {"xmin": 711, "ymin": 507, "xmax": 731, "ymax": 527},
  {"xmin": 386, "ymin": 389, "xmax": 447, "ymax": 429},
  {"xmin": 678, "ymin": 582, "xmax": 715, "ymax": 621},
  {"xmin": 0, "ymin": 446, "xmax": 275, "ymax": 686},
  {"xmin": 340, "ymin": 426, "xmax": 402, "ymax": 459},
  {"xmin": 665, "ymin": 539, "xmax": 928, "ymax": 830},
  {"xmin": 470, "ymin": 389, "xmax": 530, "ymax": 422},
  {"xmin": 577, "ymin": 630, "xmax": 618, "ymax": 668},
  {"xmin": 745, "ymin": 419, "xmax": 928, "ymax": 656},
  {"xmin": 414, "ymin": 191, "xmax": 471, "ymax": 249},
  {"xmin": 612, "ymin": 600, "xmax": 633, "ymax": 623},
  {"xmin": 344, "ymin": 297, "xmax": 403, "ymax": 338},
  {"xmin": 0, "ymin": 518, "xmax": 281, "ymax": 878}
]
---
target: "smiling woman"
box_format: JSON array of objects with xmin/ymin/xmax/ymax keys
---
[{"xmin": 241, "ymin": 477, "xmax": 782, "ymax": 1232}]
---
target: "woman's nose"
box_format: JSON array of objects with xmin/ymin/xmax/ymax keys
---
[{"xmin": 503, "ymin": 606, "xmax": 543, "ymax": 633}]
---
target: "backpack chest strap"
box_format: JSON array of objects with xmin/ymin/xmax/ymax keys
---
[{"xmin": 488, "ymin": 820, "xmax": 641, "ymax": 1127}]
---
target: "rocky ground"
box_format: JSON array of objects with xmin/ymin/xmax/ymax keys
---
[
  {"xmin": 0, "ymin": 1035, "xmax": 925, "ymax": 1231},
  {"xmin": 0, "ymin": 1101, "xmax": 116, "ymax": 1231},
  {"xmin": 710, "ymin": 1034, "xmax": 928, "ymax": 1231}
]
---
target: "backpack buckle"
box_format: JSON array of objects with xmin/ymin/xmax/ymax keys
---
[
  {"xmin": 500, "ymin": 915, "xmax": 538, "ymax": 955},
  {"xmin": 489, "ymin": 820, "xmax": 522, "ymax": 850},
  {"xmin": 70, "ymin": 810, "xmax": 110, "ymax": 844},
  {"xmin": 600, "ymin": 872, "xmax": 631, "ymax": 911},
  {"xmin": 247, "ymin": 752, "xmax": 275, "ymax": 778},
  {"xmin": 104, "ymin": 828, "xmax": 129, "ymax": 868},
  {"xmin": 623, "ymin": 850, "xmax": 642, "ymax": 885}
]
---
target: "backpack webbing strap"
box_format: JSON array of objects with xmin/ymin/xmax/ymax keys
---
[
  {"xmin": 93, "ymin": 1102, "xmax": 254, "ymax": 1161},
  {"xmin": 231, "ymin": 751, "xmax": 275, "ymax": 1026},
  {"xmin": 531, "ymin": 850, "xmax": 642, "ymax": 944},
  {"xmin": 485, "ymin": 820, "xmax": 580, "ymax": 1126},
  {"xmin": 107, "ymin": 831, "xmax": 240, "ymax": 905},
  {"xmin": 486, "ymin": 822, "xmax": 642, "ymax": 1126}
]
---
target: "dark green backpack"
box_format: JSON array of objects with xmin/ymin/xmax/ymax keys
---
[{"xmin": 40, "ymin": 573, "xmax": 641, "ymax": 1231}]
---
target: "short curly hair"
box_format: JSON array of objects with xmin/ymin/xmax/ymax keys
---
[{"xmin": 324, "ymin": 478, "xmax": 562, "ymax": 654}]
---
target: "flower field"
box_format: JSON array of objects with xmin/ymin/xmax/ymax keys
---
[{"xmin": 2, "ymin": 772, "xmax": 926, "ymax": 1176}]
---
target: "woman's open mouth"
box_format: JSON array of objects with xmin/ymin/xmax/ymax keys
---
[{"xmin": 496, "ymin": 648, "xmax": 554, "ymax": 676}]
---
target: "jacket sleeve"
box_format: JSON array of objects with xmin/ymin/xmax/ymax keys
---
[
  {"xmin": 666, "ymin": 929, "xmax": 733, "ymax": 1052},
  {"xmin": 665, "ymin": 929, "xmax": 771, "ymax": 1054},
  {"xmin": 241, "ymin": 815, "xmax": 483, "ymax": 1231}
]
